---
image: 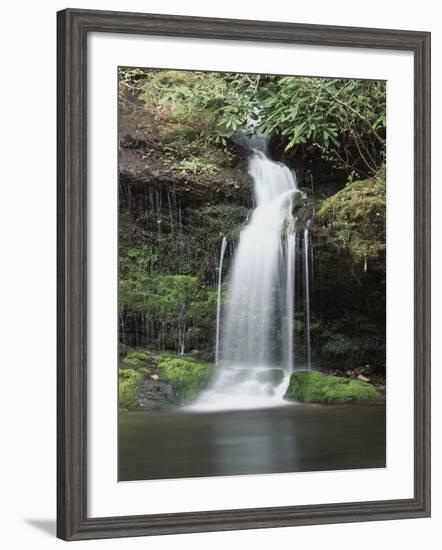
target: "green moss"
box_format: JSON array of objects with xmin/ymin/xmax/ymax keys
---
[
  {"xmin": 157, "ymin": 355, "xmax": 214, "ymax": 403},
  {"xmin": 316, "ymin": 170, "xmax": 385, "ymax": 262},
  {"xmin": 119, "ymin": 368, "xmax": 144, "ymax": 410},
  {"xmin": 284, "ymin": 371, "xmax": 381, "ymax": 404},
  {"xmin": 122, "ymin": 350, "xmax": 150, "ymax": 369}
]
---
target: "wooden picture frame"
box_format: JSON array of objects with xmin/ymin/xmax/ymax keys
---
[{"xmin": 57, "ymin": 8, "xmax": 431, "ymax": 541}]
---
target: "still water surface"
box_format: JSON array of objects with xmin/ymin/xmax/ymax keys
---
[{"xmin": 119, "ymin": 404, "xmax": 385, "ymax": 481}]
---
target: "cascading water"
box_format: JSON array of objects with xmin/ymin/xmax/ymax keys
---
[
  {"xmin": 303, "ymin": 221, "xmax": 312, "ymax": 370},
  {"xmin": 220, "ymin": 151, "xmax": 297, "ymax": 366},
  {"xmin": 285, "ymin": 228, "xmax": 297, "ymax": 373},
  {"xmin": 189, "ymin": 141, "xmax": 311, "ymax": 412},
  {"xmin": 215, "ymin": 236, "xmax": 228, "ymax": 365}
]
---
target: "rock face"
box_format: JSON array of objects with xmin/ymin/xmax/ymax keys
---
[
  {"xmin": 138, "ymin": 377, "xmax": 176, "ymax": 410},
  {"xmin": 118, "ymin": 77, "xmax": 251, "ymax": 216},
  {"xmin": 118, "ymin": 73, "xmax": 252, "ymax": 355},
  {"xmin": 309, "ymin": 171, "xmax": 386, "ymax": 373},
  {"xmin": 284, "ymin": 370, "xmax": 382, "ymax": 405}
]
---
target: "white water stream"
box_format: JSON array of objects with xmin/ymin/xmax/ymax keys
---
[
  {"xmin": 189, "ymin": 148, "xmax": 311, "ymax": 412},
  {"xmin": 304, "ymin": 221, "xmax": 312, "ymax": 370},
  {"xmin": 215, "ymin": 236, "xmax": 228, "ymax": 365}
]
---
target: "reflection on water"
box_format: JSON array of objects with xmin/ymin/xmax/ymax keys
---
[{"xmin": 118, "ymin": 404, "xmax": 386, "ymax": 482}]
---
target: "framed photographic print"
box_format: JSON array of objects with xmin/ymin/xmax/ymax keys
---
[{"xmin": 57, "ymin": 8, "xmax": 431, "ymax": 541}]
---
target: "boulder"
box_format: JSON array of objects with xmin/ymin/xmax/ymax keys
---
[{"xmin": 284, "ymin": 370, "xmax": 382, "ymax": 404}]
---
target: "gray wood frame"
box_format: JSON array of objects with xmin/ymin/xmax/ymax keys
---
[{"xmin": 57, "ymin": 8, "xmax": 431, "ymax": 541}]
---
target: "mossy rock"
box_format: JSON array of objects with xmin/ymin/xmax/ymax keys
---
[
  {"xmin": 122, "ymin": 350, "xmax": 150, "ymax": 369},
  {"xmin": 157, "ymin": 355, "xmax": 214, "ymax": 403},
  {"xmin": 119, "ymin": 368, "xmax": 144, "ymax": 410},
  {"xmin": 284, "ymin": 370, "xmax": 381, "ymax": 404},
  {"xmin": 315, "ymin": 170, "xmax": 386, "ymax": 263}
]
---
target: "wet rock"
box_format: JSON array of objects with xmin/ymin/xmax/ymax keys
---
[{"xmin": 138, "ymin": 377, "xmax": 176, "ymax": 410}]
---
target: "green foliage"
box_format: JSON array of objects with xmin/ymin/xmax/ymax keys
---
[
  {"xmin": 157, "ymin": 355, "xmax": 214, "ymax": 403},
  {"xmin": 125, "ymin": 245, "xmax": 155, "ymax": 271},
  {"xmin": 141, "ymin": 70, "xmax": 228, "ymax": 126},
  {"xmin": 284, "ymin": 371, "xmax": 381, "ymax": 404},
  {"xmin": 119, "ymin": 200, "xmax": 247, "ymax": 354},
  {"xmin": 122, "ymin": 350, "xmax": 150, "ymax": 369},
  {"xmin": 138, "ymin": 367, "xmax": 151, "ymax": 376},
  {"xmin": 258, "ymin": 77, "xmax": 385, "ymax": 175},
  {"xmin": 139, "ymin": 70, "xmax": 261, "ymax": 147},
  {"xmin": 119, "ymin": 233, "xmax": 220, "ymax": 353},
  {"xmin": 119, "ymin": 202, "xmax": 248, "ymax": 283},
  {"xmin": 191, "ymin": 204, "xmax": 250, "ymax": 242},
  {"xmin": 119, "ymin": 67, "xmax": 149, "ymax": 86},
  {"xmin": 162, "ymin": 135, "xmax": 227, "ymax": 181},
  {"xmin": 120, "ymin": 244, "xmax": 204, "ymax": 317},
  {"xmin": 176, "ymin": 157, "xmax": 219, "ymax": 177},
  {"xmin": 311, "ymin": 312, "xmax": 385, "ymax": 371},
  {"xmin": 136, "ymin": 70, "xmax": 385, "ymax": 176},
  {"xmin": 320, "ymin": 331, "xmax": 384, "ymax": 369},
  {"xmin": 118, "ymin": 342, "xmax": 132, "ymax": 357},
  {"xmin": 119, "ymin": 244, "xmax": 157, "ymax": 312},
  {"xmin": 146, "ymin": 275, "xmax": 205, "ymax": 321},
  {"xmin": 119, "ymin": 368, "xmax": 144, "ymax": 410}
]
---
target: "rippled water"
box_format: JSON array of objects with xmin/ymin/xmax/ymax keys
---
[{"xmin": 119, "ymin": 404, "xmax": 385, "ymax": 482}]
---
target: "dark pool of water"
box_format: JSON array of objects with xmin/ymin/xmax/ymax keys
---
[{"xmin": 118, "ymin": 404, "xmax": 385, "ymax": 482}]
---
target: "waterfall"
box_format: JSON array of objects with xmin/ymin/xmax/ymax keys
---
[
  {"xmin": 177, "ymin": 325, "xmax": 185, "ymax": 356},
  {"xmin": 304, "ymin": 222, "xmax": 312, "ymax": 370},
  {"xmin": 215, "ymin": 236, "xmax": 228, "ymax": 365},
  {"xmin": 178, "ymin": 202, "xmax": 183, "ymax": 234},
  {"xmin": 285, "ymin": 229, "xmax": 297, "ymax": 373},
  {"xmin": 189, "ymin": 146, "xmax": 307, "ymax": 412},
  {"xmin": 167, "ymin": 191, "xmax": 174, "ymax": 234},
  {"xmin": 220, "ymin": 151, "xmax": 297, "ymax": 366},
  {"xmin": 120, "ymin": 312, "xmax": 126, "ymax": 343}
]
